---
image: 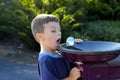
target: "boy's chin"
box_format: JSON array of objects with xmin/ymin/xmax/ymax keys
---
[
  {"xmin": 55, "ymin": 45, "xmax": 60, "ymax": 50},
  {"xmin": 57, "ymin": 44, "xmax": 61, "ymax": 47}
]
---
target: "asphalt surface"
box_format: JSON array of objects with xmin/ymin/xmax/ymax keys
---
[
  {"xmin": 0, "ymin": 60, "xmax": 38, "ymax": 80},
  {"xmin": 0, "ymin": 55, "xmax": 120, "ymax": 80}
]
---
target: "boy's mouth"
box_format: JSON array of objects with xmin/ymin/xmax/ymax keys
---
[{"xmin": 56, "ymin": 38, "xmax": 61, "ymax": 45}]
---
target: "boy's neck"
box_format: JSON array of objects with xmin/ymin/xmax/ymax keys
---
[
  {"xmin": 40, "ymin": 46, "xmax": 57, "ymax": 54},
  {"xmin": 41, "ymin": 49, "xmax": 57, "ymax": 54}
]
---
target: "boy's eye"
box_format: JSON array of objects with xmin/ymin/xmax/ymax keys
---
[{"xmin": 52, "ymin": 30, "xmax": 56, "ymax": 32}]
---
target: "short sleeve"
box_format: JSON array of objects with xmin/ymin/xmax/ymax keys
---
[{"xmin": 38, "ymin": 59, "xmax": 60, "ymax": 80}]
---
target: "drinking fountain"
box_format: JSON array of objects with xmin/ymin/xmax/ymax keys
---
[{"xmin": 59, "ymin": 37, "xmax": 120, "ymax": 80}]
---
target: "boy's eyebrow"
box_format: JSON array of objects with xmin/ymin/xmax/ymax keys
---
[{"xmin": 51, "ymin": 26, "xmax": 61, "ymax": 29}]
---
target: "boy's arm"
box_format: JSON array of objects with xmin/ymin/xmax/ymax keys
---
[
  {"xmin": 39, "ymin": 61, "xmax": 81, "ymax": 80},
  {"xmin": 63, "ymin": 67, "xmax": 81, "ymax": 80},
  {"xmin": 39, "ymin": 60, "xmax": 60, "ymax": 80}
]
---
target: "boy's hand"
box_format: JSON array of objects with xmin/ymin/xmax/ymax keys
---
[
  {"xmin": 69, "ymin": 67, "xmax": 81, "ymax": 80},
  {"xmin": 74, "ymin": 39, "xmax": 83, "ymax": 43}
]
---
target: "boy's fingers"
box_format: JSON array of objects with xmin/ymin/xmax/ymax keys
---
[
  {"xmin": 75, "ymin": 70, "xmax": 81, "ymax": 78},
  {"xmin": 74, "ymin": 39, "xmax": 83, "ymax": 43},
  {"xmin": 73, "ymin": 67, "xmax": 81, "ymax": 77},
  {"xmin": 73, "ymin": 67, "xmax": 80, "ymax": 72}
]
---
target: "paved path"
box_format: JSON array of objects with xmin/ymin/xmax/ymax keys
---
[
  {"xmin": 0, "ymin": 55, "xmax": 119, "ymax": 80},
  {"xmin": 0, "ymin": 60, "xmax": 38, "ymax": 80}
]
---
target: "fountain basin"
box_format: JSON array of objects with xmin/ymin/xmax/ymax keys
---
[{"xmin": 59, "ymin": 41, "xmax": 120, "ymax": 63}]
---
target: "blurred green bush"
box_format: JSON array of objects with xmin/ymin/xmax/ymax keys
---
[
  {"xmin": 0, "ymin": 0, "xmax": 120, "ymax": 51},
  {"xmin": 73, "ymin": 21, "xmax": 120, "ymax": 42}
]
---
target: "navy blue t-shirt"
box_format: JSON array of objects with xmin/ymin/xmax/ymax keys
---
[{"xmin": 38, "ymin": 51, "xmax": 72, "ymax": 80}]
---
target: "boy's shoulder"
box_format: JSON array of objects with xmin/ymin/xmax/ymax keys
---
[
  {"xmin": 39, "ymin": 52, "xmax": 52, "ymax": 61},
  {"xmin": 39, "ymin": 52, "xmax": 62, "ymax": 58},
  {"xmin": 38, "ymin": 52, "xmax": 62, "ymax": 63}
]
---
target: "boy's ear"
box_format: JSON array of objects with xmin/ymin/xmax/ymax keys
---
[{"xmin": 35, "ymin": 33, "xmax": 43, "ymax": 42}]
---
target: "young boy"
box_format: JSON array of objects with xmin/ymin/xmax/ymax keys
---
[{"xmin": 31, "ymin": 14, "xmax": 81, "ymax": 80}]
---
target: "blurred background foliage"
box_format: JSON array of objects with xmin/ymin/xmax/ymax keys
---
[{"xmin": 0, "ymin": 0, "xmax": 120, "ymax": 51}]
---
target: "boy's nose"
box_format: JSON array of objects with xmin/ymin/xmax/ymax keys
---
[{"xmin": 58, "ymin": 31, "xmax": 61, "ymax": 36}]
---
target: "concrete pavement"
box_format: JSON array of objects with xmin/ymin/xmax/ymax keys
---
[{"xmin": 0, "ymin": 60, "xmax": 38, "ymax": 80}]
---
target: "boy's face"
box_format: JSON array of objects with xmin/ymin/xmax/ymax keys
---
[{"xmin": 41, "ymin": 22, "xmax": 61, "ymax": 52}]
